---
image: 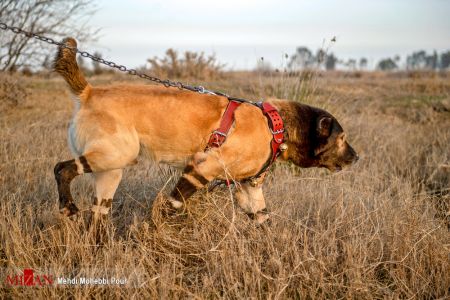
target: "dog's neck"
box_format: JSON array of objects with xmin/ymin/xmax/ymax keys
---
[
  {"xmin": 268, "ymin": 99, "xmax": 318, "ymax": 167},
  {"xmin": 268, "ymin": 99, "xmax": 312, "ymax": 144}
]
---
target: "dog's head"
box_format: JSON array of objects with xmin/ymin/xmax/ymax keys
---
[
  {"xmin": 312, "ymin": 115, "xmax": 359, "ymax": 171},
  {"xmin": 280, "ymin": 102, "xmax": 359, "ymax": 172}
]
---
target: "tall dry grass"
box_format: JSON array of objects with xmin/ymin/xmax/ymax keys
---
[{"xmin": 0, "ymin": 71, "xmax": 449, "ymax": 298}]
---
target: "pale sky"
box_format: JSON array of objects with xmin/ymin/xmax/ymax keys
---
[{"xmin": 87, "ymin": 0, "xmax": 450, "ymax": 70}]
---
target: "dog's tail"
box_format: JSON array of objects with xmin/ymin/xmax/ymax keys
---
[{"xmin": 53, "ymin": 37, "xmax": 91, "ymax": 100}]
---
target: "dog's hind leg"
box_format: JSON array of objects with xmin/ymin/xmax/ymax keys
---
[
  {"xmin": 91, "ymin": 169, "xmax": 123, "ymax": 222},
  {"xmin": 55, "ymin": 143, "xmax": 138, "ymax": 217},
  {"xmin": 54, "ymin": 156, "xmax": 92, "ymax": 216}
]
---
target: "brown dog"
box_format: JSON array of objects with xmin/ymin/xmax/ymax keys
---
[{"xmin": 53, "ymin": 38, "xmax": 358, "ymax": 224}]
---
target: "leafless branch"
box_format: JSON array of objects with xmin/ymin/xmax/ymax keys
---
[{"xmin": 0, "ymin": 0, "xmax": 98, "ymax": 72}]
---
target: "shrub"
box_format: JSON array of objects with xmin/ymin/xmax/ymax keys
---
[
  {"xmin": 0, "ymin": 72, "xmax": 28, "ymax": 111},
  {"xmin": 147, "ymin": 49, "xmax": 224, "ymax": 80}
]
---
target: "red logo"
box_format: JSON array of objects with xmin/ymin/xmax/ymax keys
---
[{"xmin": 5, "ymin": 269, "xmax": 53, "ymax": 286}]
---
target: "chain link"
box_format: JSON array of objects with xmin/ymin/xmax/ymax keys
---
[{"xmin": 0, "ymin": 21, "xmax": 257, "ymax": 101}]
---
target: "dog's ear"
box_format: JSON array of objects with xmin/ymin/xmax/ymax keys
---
[{"xmin": 317, "ymin": 116, "xmax": 332, "ymax": 138}]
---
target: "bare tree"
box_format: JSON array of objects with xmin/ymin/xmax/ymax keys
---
[
  {"xmin": 346, "ymin": 58, "xmax": 357, "ymax": 71},
  {"xmin": 288, "ymin": 47, "xmax": 314, "ymax": 70},
  {"xmin": 440, "ymin": 51, "xmax": 450, "ymax": 70},
  {"xmin": 426, "ymin": 51, "xmax": 438, "ymax": 70},
  {"xmin": 325, "ymin": 53, "xmax": 337, "ymax": 71},
  {"xmin": 377, "ymin": 58, "xmax": 398, "ymax": 71},
  {"xmin": 359, "ymin": 57, "xmax": 368, "ymax": 70},
  {"xmin": 0, "ymin": 0, "xmax": 97, "ymax": 72},
  {"xmin": 406, "ymin": 50, "xmax": 427, "ymax": 70}
]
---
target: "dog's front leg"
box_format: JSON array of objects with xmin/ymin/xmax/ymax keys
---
[
  {"xmin": 235, "ymin": 175, "xmax": 270, "ymax": 224},
  {"xmin": 168, "ymin": 152, "xmax": 217, "ymax": 210}
]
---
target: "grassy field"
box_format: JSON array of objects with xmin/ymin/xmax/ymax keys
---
[{"xmin": 0, "ymin": 71, "xmax": 449, "ymax": 298}]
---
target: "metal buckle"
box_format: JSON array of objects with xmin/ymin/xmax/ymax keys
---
[
  {"xmin": 198, "ymin": 86, "xmax": 216, "ymax": 95},
  {"xmin": 271, "ymin": 128, "xmax": 284, "ymax": 135},
  {"xmin": 213, "ymin": 130, "xmax": 227, "ymax": 137},
  {"xmin": 255, "ymin": 101, "xmax": 263, "ymax": 109}
]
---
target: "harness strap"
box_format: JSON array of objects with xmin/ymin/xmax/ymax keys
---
[
  {"xmin": 206, "ymin": 100, "xmax": 285, "ymax": 182},
  {"xmin": 206, "ymin": 100, "xmax": 242, "ymax": 149}
]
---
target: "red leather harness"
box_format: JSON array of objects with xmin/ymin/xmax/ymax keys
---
[
  {"xmin": 207, "ymin": 100, "xmax": 242, "ymax": 148},
  {"xmin": 206, "ymin": 100, "xmax": 285, "ymax": 179}
]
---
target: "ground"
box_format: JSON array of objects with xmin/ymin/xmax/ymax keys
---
[{"xmin": 0, "ymin": 71, "xmax": 449, "ymax": 298}]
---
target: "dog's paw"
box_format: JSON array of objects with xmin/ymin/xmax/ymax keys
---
[
  {"xmin": 254, "ymin": 212, "xmax": 270, "ymax": 225},
  {"xmin": 151, "ymin": 195, "xmax": 186, "ymax": 224},
  {"xmin": 163, "ymin": 199, "xmax": 186, "ymax": 218},
  {"xmin": 87, "ymin": 214, "xmax": 113, "ymax": 245},
  {"xmin": 246, "ymin": 209, "xmax": 271, "ymax": 226},
  {"xmin": 60, "ymin": 203, "xmax": 79, "ymax": 217},
  {"xmin": 169, "ymin": 199, "xmax": 184, "ymax": 210}
]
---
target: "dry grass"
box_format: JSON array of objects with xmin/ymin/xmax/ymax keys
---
[{"xmin": 0, "ymin": 71, "xmax": 449, "ymax": 299}]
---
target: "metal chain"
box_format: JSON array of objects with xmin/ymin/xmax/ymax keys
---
[{"xmin": 0, "ymin": 21, "xmax": 256, "ymax": 101}]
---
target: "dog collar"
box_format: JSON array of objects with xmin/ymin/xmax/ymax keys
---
[{"xmin": 254, "ymin": 102, "xmax": 285, "ymax": 177}]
